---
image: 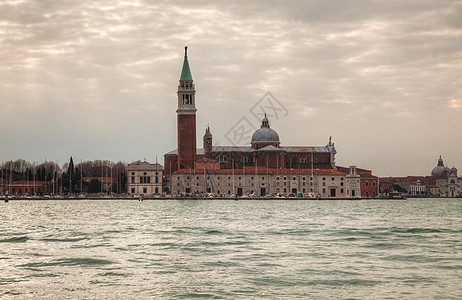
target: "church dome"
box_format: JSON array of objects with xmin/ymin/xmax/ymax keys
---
[
  {"xmin": 251, "ymin": 115, "xmax": 280, "ymax": 145},
  {"xmin": 431, "ymin": 156, "xmax": 450, "ymax": 176}
]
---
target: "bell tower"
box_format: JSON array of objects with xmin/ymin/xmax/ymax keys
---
[{"xmin": 177, "ymin": 46, "xmax": 197, "ymax": 170}]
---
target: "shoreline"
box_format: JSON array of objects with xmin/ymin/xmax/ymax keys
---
[{"xmin": 2, "ymin": 196, "xmax": 410, "ymax": 201}]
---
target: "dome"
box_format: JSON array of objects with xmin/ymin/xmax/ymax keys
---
[
  {"xmin": 251, "ymin": 115, "xmax": 280, "ymax": 145},
  {"xmin": 251, "ymin": 128, "xmax": 280, "ymax": 143},
  {"xmin": 431, "ymin": 156, "xmax": 450, "ymax": 176}
]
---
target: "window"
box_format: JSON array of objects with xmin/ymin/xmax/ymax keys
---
[
  {"xmin": 323, "ymin": 188, "xmax": 326, "ymax": 193},
  {"xmin": 293, "ymin": 177, "xmax": 296, "ymax": 180},
  {"xmin": 341, "ymin": 177, "xmax": 344, "ymax": 181},
  {"xmin": 366, "ymin": 181, "xmax": 369, "ymax": 186},
  {"xmin": 302, "ymin": 177, "xmax": 306, "ymax": 181},
  {"xmin": 373, "ymin": 181, "xmax": 376, "ymax": 186},
  {"xmin": 332, "ymin": 177, "xmax": 335, "ymax": 181},
  {"xmin": 303, "ymin": 188, "xmax": 306, "ymax": 193},
  {"xmin": 276, "ymin": 176, "xmax": 280, "ymax": 180},
  {"xmin": 143, "ymin": 172, "xmax": 147, "ymax": 175},
  {"xmin": 323, "ymin": 182, "xmax": 326, "ymax": 186},
  {"xmin": 131, "ymin": 188, "xmax": 135, "ymax": 193},
  {"xmin": 131, "ymin": 177, "xmax": 135, "ymax": 184},
  {"xmin": 187, "ymin": 176, "xmax": 189, "ymax": 180},
  {"xmin": 300, "ymin": 158, "xmax": 307, "ymax": 163},
  {"xmin": 341, "ymin": 188, "xmax": 344, "ymax": 193},
  {"xmin": 243, "ymin": 157, "xmax": 250, "ymax": 162},
  {"xmin": 262, "ymin": 177, "xmax": 264, "ymax": 180},
  {"xmin": 314, "ymin": 158, "xmax": 318, "ymax": 163},
  {"xmin": 143, "ymin": 188, "xmax": 147, "ymax": 193},
  {"xmin": 283, "ymin": 177, "xmax": 287, "ymax": 180},
  {"xmin": 341, "ymin": 182, "xmax": 344, "ymax": 186},
  {"xmin": 131, "ymin": 172, "xmax": 135, "ymax": 175},
  {"xmin": 323, "ymin": 177, "xmax": 326, "ymax": 181},
  {"xmin": 219, "ymin": 155, "xmax": 228, "ymax": 162}
]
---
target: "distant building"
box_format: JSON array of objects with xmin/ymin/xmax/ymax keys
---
[
  {"xmin": 6, "ymin": 181, "xmax": 49, "ymax": 196},
  {"xmin": 127, "ymin": 161, "xmax": 163, "ymax": 196},
  {"xmin": 337, "ymin": 167, "xmax": 378, "ymax": 198},
  {"xmin": 379, "ymin": 156, "xmax": 460, "ymax": 197}
]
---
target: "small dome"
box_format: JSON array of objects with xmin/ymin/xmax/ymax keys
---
[
  {"xmin": 431, "ymin": 156, "xmax": 450, "ymax": 176},
  {"xmin": 251, "ymin": 115, "xmax": 280, "ymax": 144}
]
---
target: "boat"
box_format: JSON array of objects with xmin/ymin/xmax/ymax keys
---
[{"xmin": 388, "ymin": 192, "xmax": 406, "ymax": 199}]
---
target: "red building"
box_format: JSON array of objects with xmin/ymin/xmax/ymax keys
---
[
  {"xmin": 337, "ymin": 167, "xmax": 379, "ymax": 198},
  {"xmin": 6, "ymin": 181, "xmax": 49, "ymax": 196}
]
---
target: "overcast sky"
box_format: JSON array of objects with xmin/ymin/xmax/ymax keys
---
[{"xmin": 1, "ymin": 0, "xmax": 461, "ymax": 176}]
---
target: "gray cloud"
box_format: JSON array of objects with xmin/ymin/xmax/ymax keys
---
[{"xmin": 1, "ymin": 0, "xmax": 461, "ymax": 176}]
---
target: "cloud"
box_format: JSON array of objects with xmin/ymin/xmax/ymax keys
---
[{"xmin": 0, "ymin": 0, "xmax": 461, "ymax": 175}]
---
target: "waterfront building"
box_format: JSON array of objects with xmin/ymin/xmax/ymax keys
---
[
  {"xmin": 163, "ymin": 47, "xmax": 367, "ymax": 198},
  {"xmin": 337, "ymin": 166, "xmax": 378, "ymax": 198},
  {"xmin": 127, "ymin": 161, "xmax": 163, "ymax": 196},
  {"xmin": 6, "ymin": 181, "xmax": 49, "ymax": 196},
  {"xmin": 379, "ymin": 156, "xmax": 460, "ymax": 197}
]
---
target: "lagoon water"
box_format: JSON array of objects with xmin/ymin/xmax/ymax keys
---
[{"xmin": 1, "ymin": 199, "xmax": 461, "ymax": 299}]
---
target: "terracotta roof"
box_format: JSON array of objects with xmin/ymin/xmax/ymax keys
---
[{"xmin": 173, "ymin": 168, "xmax": 344, "ymax": 176}]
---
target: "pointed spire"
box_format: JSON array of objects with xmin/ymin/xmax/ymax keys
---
[
  {"xmin": 180, "ymin": 46, "xmax": 193, "ymax": 81},
  {"xmin": 260, "ymin": 113, "xmax": 270, "ymax": 128},
  {"xmin": 438, "ymin": 155, "xmax": 444, "ymax": 166}
]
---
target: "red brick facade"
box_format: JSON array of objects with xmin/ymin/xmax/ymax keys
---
[{"xmin": 177, "ymin": 114, "xmax": 196, "ymax": 170}]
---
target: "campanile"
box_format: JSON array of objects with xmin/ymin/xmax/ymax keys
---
[{"xmin": 176, "ymin": 46, "xmax": 197, "ymax": 170}]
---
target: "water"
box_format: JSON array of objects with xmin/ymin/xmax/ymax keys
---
[{"xmin": 1, "ymin": 199, "xmax": 461, "ymax": 299}]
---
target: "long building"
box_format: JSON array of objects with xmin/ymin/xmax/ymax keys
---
[{"xmin": 163, "ymin": 47, "xmax": 371, "ymax": 198}]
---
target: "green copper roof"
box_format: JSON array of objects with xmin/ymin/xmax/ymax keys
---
[{"xmin": 180, "ymin": 46, "xmax": 193, "ymax": 81}]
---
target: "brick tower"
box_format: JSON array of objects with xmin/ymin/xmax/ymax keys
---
[{"xmin": 177, "ymin": 46, "xmax": 197, "ymax": 170}]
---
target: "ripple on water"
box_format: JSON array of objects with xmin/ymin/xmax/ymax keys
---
[
  {"xmin": 19, "ymin": 257, "xmax": 116, "ymax": 268},
  {"xmin": 0, "ymin": 236, "xmax": 29, "ymax": 243}
]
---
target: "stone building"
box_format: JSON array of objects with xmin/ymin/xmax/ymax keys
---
[
  {"xmin": 163, "ymin": 47, "xmax": 355, "ymax": 197},
  {"xmin": 171, "ymin": 163, "xmax": 361, "ymax": 198},
  {"xmin": 127, "ymin": 161, "xmax": 163, "ymax": 196},
  {"xmin": 379, "ymin": 156, "xmax": 460, "ymax": 197}
]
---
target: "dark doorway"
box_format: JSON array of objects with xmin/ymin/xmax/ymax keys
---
[
  {"xmin": 260, "ymin": 188, "xmax": 266, "ymax": 196},
  {"xmin": 237, "ymin": 187, "xmax": 243, "ymax": 196},
  {"xmin": 330, "ymin": 188, "xmax": 336, "ymax": 197}
]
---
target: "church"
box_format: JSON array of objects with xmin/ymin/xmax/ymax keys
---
[{"xmin": 164, "ymin": 47, "xmax": 361, "ymax": 198}]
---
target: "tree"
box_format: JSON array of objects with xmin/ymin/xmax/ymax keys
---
[
  {"xmin": 393, "ymin": 184, "xmax": 407, "ymax": 193},
  {"xmin": 88, "ymin": 179, "xmax": 101, "ymax": 194}
]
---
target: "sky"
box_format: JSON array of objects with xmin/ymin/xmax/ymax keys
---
[{"xmin": 1, "ymin": 0, "xmax": 461, "ymax": 177}]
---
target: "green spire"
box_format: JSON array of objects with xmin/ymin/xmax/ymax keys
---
[{"xmin": 180, "ymin": 46, "xmax": 193, "ymax": 81}]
